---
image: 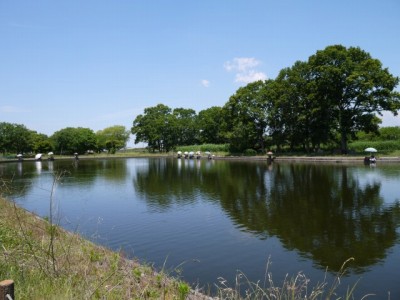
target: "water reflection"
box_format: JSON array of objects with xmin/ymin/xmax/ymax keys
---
[
  {"xmin": 35, "ymin": 161, "xmax": 42, "ymax": 174},
  {"xmin": 264, "ymin": 164, "xmax": 400, "ymax": 272},
  {"xmin": 133, "ymin": 159, "xmax": 400, "ymax": 273},
  {"xmin": 2, "ymin": 157, "xmax": 400, "ymax": 294},
  {"xmin": 1, "ymin": 159, "xmax": 131, "ymax": 199},
  {"xmin": 133, "ymin": 158, "xmax": 206, "ymax": 210}
]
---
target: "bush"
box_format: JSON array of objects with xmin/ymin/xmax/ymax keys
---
[
  {"xmin": 176, "ymin": 144, "xmax": 229, "ymax": 153},
  {"xmin": 244, "ymin": 149, "xmax": 257, "ymax": 156},
  {"xmin": 349, "ymin": 140, "xmax": 400, "ymax": 153}
]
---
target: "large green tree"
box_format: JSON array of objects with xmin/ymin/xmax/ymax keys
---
[
  {"xmin": 96, "ymin": 125, "xmax": 130, "ymax": 153},
  {"xmin": 131, "ymin": 104, "xmax": 173, "ymax": 152},
  {"xmin": 171, "ymin": 108, "xmax": 199, "ymax": 146},
  {"xmin": 31, "ymin": 132, "xmax": 54, "ymax": 153},
  {"xmin": 51, "ymin": 127, "xmax": 96, "ymax": 155},
  {"xmin": 223, "ymin": 80, "xmax": 271, "ymax": 153},
  {"xmin": 0, "ymin": 122, "xmax": 33, "ymax": 155},
  {"xmin": 273, "ymin": 61, "xmax": 332, "ymax": 152},
  {"xmin": 131, "ymin": 104, "xmax": 203, "ymax": 152},
  {"xmin": 308, "ymin": 45, "xmax": 400, "ymax": 153},
  {"xmin": 197, "ymin": 106, "xmax": 226, "ymax": 144}
]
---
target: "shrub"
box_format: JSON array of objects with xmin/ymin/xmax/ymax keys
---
[
  {"xmin": 244, "ymin": 149, "xmax": 257, "ymax": 156},
  {"xmin": 176, "ymin": 144, "xmax": 229, "ymax": 153},
  {"xmin": 349, "ymin": 140, "xmax": 400, "ymax": 153}
]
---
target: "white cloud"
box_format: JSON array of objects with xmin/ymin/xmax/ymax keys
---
[
  {"xmin": 224, "ymin": 57, "xmax": 261, "ymax": 72},
  {"xmin": 235, "ymin": 70, "xmax": 267, "ymax": 83},
  {"xmin": 224, "ymin": 57, "xmax": 267, "ymax": 84},
  {"xmin": 201, "ymin": 79, "xmax": 210, "ymax": 87}
]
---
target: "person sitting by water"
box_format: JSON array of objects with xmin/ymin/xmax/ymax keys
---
[{"xmin": 370, "ymin": 155, "xmax": 377, "ymax": 163}]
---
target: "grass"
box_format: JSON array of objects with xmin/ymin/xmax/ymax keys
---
[
  {"xmin": 348, "ymin": 140, "xmax": 400, "ymax": 155},
  {"xmin": 1, "ymin": 198, "xmax": 373, "ymax": 300},
  {"xmin": 213, "ymin": 257, "xmax": 377, "ymax": 300},
  {"xmin": 0, "ymin": 173, "xmax": 206, "ymax": 300},
  {"xmin": 0, "ymin": 198, "xmax": 186, "ymax": 299}
]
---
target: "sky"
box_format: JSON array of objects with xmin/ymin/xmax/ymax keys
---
[{"xmin": 1, "ymin": 0, "xmax": 399, "ymax": 147}]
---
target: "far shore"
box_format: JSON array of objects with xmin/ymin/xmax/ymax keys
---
[{"xmin": 2, "ymin": 152, "xmax": 400, "ymax": 164}]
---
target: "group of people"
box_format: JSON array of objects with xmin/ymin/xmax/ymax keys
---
[
  {"xmin": 364, "ymin": 155, "xmax": 377, "ymax": 164},
  {"xmin": 177, "ymin": 151, "xmax": 213, "ymax": 159}
]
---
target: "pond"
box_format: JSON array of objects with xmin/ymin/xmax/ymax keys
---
[{"xmin": 1, "ymin": 157, "xmax": 399, "ymax": 298}]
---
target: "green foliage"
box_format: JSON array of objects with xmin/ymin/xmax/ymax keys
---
[
  {"xmin": 244, "ymin": 148, "xmax": 257, "ymax": 156},
  {"xmin": 89, "ymin": 249, "xmax": 102, "ymax": 262},
  {"xmin": 177, "ymin": 282, "xmax": 190, "ymax": 300},
  {"xmin": 357, "ymin": 126, "xmax": 400, "ymax": 142},
  {"xmin": 132, "ymin": 267, "xmax": 142, "ymax": 281},
  {"xmin": 220, "ymin": 45, "xmax": 400, "ymax": 154},
  {"xmin": 131, "ymin": 104, "xmax": 203, "ymax": 152},
  {"xmin": 131, "ymin": 104, "xmax": 173, "ymax": 152},
  {"xmin": 96, "ymin": 125, "xmax": 130, "ymax": 153},
  {"xmin": 51, "ymin": 127, "xmax": 97, "ymax": 155},
  {"xmin": 349, "ymin": 140, "xmax": 400, "ymax": 153},
  {"xmin": 172, "ymin": 107, "xmax": 199, "ymax": 146},
  {"xmin": 222, "ymin": 80, "xmax": 270, "ymax": 153},
  {"xmin": 308, "ymin": 45, "xmax": 400, "ymax": 153},
  {"xmin": 176, "ymin": 143, "xmax": 229, "ymax": 153},
  {"xmin": 197, "ymin": 106, "xmax": 226, "ymax": 144},
  {"xmin": 273, "ymin": 61, "xmax": 331, "ymax": 152},
  {"xmin": 0, "ymin": 122, "xmax": 33, "ymax": 155},
  {"xmin": 31, "ymin": 132, "xmax": 54, "ymax": 153},
  {"xmin": 379, "ymin": 126, "xmax": 400, "ymax": 140}
]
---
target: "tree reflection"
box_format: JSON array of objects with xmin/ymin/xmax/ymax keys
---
[
  {"xmin": 133, "ymin": 158, "xmax": 205, "ymax": 210},
  {"xmin": 263, "ymin": 164, "xmax": 400, "ymax": 272},
  {"xmin": 1, "ymin": 159, "xmax": 129, "ymax": 200},
  {"xmin": 133, "ymin": 159, "xmax": 400, "ymax": 273}
]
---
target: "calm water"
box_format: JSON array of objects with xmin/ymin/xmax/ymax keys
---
[{"xmin": 1, "ymin": 158, "xmax": 400, "ymax": 298}]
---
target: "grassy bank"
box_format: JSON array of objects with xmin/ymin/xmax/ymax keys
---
[
  {"xmin": 0, "ymin": 196, "xmax": 206, "ymax": 300},
  {"xmin": 0, "ymin": 166, "xmax": 384, "ymax": 299}
]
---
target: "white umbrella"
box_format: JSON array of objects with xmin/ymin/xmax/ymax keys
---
[
  {"xmin": 17, "ymin": 154, "xmax": 23, "ymax": 157},
  {"xmin": 48, "ymin": 152, "xmax": 54, "ymax": 155},
  {"xmin": 35, "ymin": 153, "xmax": 42, "ymax": 160},
  {"xmin": 364, "ymin": 147, "xmax": 377, "ymax": 153}
]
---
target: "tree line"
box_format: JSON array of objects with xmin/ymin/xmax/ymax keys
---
[
  {"xmin": 0, "ymin": 124, "xmax": 130, "ymax": 156},
  {"xmin": 132, "ymin": 45, "xmax": 400, "ymax": 154},
  {"xmin": 2, "ymin": 45, "xmax": 399, "ymax": 157}
]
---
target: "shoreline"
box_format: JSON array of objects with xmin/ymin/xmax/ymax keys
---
[
  {"xmin": 0, "ymin": 197, "xmax": 212, "ymax": 299},
  {"xmin": 2, "ymin": 153, "xmax": 400, "ymax": 164}
]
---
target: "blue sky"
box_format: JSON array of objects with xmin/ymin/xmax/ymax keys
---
[{"xmin": 1, "ymin": 0, "xmax": 399, "ymax": 146}]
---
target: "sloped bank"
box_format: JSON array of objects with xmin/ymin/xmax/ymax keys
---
[{"xmin": 0, "ymin": 197, "xmax": 211, "ymax": 299}]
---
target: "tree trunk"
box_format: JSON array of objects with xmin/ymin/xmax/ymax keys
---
[{"xmin": 340, "ymin": 130, "xmax": 348, "ymax": 154}]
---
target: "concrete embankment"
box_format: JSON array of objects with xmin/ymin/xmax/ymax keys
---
[
  {"xmin": 274, "ymin": 156, "xmax": 400, "ymax": 163},
  {"xmin": 212, "ymin": 155, "xmax": 400, "ymax": 163},
  {"xmin": 2, "ymin": 154, "xmax": 400, "ymax": 164}
]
